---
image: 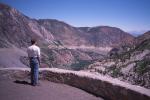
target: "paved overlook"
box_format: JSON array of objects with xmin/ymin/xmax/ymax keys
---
[
  {"xmin": 0, "ymin": 80, "xmax": 103, "ymax": 100},
  {"xmin": 0, "ymin": 68, "xmax": 104, "ymax": 100},
  {"xmin": 0, "ymin": 68, "xmax": 150, "ymax": 100}
]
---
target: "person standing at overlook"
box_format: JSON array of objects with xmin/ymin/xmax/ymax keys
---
[{"xmin": 27, "ymin": 39, "xmax": 40, "ymax": 86}]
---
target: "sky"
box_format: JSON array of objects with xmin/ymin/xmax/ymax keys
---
[{"xmin": 0, "ymin": 0, "xmax": 150, "ymax": 33}]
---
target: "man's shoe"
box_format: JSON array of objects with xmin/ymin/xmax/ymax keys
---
[
  {"xmin": 31, "ymin": 83, "xmax": 40, "ymax": 86},
  {"xmin": 36, "ymin": 82, "xmax": 41, "ymax": 86}
]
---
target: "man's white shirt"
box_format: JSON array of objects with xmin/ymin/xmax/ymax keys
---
[{"xmin": 27, "ymin": 44, "xmax": 40, "ymax": 58}]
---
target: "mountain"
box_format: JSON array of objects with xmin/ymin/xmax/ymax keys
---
[
  {"xmin": 38, "ymin": 19, "xmax": 90, "ymax": 46},
  {"xmin": 0, "ymin": 3, "xmax": 134, "ymax": 70},
  {"xmin": 0, "ymin": 3, "xmax": 134, "ymax": 48},
  {"xmin": 38, "ymin": 20, "xmax": 134, "ymax": 47},
  {"xmin": 135, "ymin": 31, "xmax": 150, "ymax": 45},
  {"xmin": 0, "ymin": 3, "xmax": 54, "ymax": 48},
  {"xmin": 79, "ymin": 26, "xmax": 134, "ymax": 47},
  {"xmin": 85, "ymin": 31, "xmax": 150, "ymax": 89}
]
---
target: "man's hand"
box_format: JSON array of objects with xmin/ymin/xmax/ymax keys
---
[{"xmin": 37, "ymin": 57, "xmax": 41, "ymax": 66}]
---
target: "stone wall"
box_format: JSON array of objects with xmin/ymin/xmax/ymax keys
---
[{"xmin": 0, "ymin": 68, "xmax": 150, "ymax": 100}]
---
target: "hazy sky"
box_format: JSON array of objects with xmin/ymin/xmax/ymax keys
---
[{"xmin": 1, "ymin": 0, "xmax": 150, "ymax": 32}]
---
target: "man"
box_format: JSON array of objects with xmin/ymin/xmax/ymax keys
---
[{"xmin": 27, "ymin": 39, "xmax": 40, "ymax": 86}]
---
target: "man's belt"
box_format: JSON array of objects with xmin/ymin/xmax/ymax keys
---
[{"xmin": 30, "ymin": 57, "xmax": 38, "ymax": 59}]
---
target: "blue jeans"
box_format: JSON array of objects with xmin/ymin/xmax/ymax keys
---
[{"xmin": 30, "ymin": 58, "xmax": 39, "ymax": 85}]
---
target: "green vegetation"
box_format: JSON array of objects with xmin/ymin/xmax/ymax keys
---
[
  {"xmin": 109, "ymin": 50, "xmax": 131, "ymax": 62},
  {"xmin": 136, "ymin": 59, "xmax": 150, "ymax": 75},
  {"xmin": 71, "ymin": 60, "xmax": 92, "ymax": 71},
  {"xmin": 106, "ymin": 65, "xmax": 121, "ymax": 78},
  {"xmin": 135, "ymin": 39, "xmax": 150, "ymax": 50},
  {"xmin": 118, "ymin": 52, "xmax": 131, "ymax": 62},
  {"xmin": 112, "ymin": 68, "xmax": 121, "ymax": 77}
]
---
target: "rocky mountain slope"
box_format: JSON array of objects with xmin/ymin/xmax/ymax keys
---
[
  {"xmin": 0, "ymin": 3, "xmax": 54, "ymax": 48},
  {"xmin": 0, "ymin": 3, "xmax": 134, "ymax": 70},
  {"xmin": 85, "ymin": 31, "xmax": 150, "ymax": 88},
  {"xmin": 38, "ymin": 19, "xmax": 90, "ymax": 46},
  {"xmin": 38, "ymin": 20, "xmax": 134, "ymax": 47},
  {"xmin": 79, "ymin": 26, "xmax": 134, "ymax": 47},
  {"xmin": 135, "ymin": 31, "xmax": 150, "ymax": 45}
]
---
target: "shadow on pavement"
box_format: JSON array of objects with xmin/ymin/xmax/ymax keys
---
[{"xmin": 14, "ymin": 80, "xmax": 31, "ymax": 85}]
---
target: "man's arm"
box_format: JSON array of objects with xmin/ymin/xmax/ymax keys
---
[
  {"xmin": 37, "ymin": 48, "xmax": 41, "ymax": 65},
  {"xmin": 37, "ymin": 57, "xmax": 41, "ymax": 65}
]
